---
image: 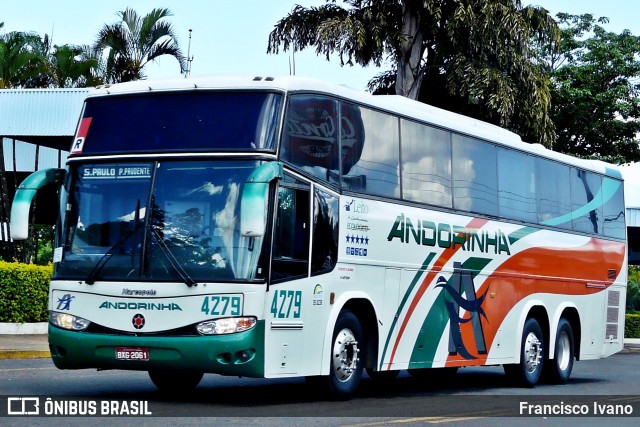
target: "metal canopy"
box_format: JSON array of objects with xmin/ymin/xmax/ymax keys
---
[{"xmin": 0, "ymin": 88, "xmax": 89, "ymax": 150}]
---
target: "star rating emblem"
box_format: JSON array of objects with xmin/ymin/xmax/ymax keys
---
[{"xmin": 345, "ymin": 234, "xmax": 369, "ymax": 245}]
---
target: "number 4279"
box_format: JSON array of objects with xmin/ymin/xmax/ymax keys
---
[
  {"xmin": 201, "ymin": 295, "xmax": 241, "ymax": 316},
  {"xmin": 270, "ymin": 290, "xmax": 302, "ymax": 319}
]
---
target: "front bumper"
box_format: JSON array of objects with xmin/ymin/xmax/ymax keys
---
[{"xmin": 48, "ymin": 321, "xmax": 265, "ymax": 377}]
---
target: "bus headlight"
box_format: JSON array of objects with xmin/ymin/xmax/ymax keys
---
[
  {"xmin": 196, "ymin": 317, "xmax": 256, "ymax": 335},
  {"xmin": 50, "ymin": 312, "xmax": 91, "ymax": 331}
]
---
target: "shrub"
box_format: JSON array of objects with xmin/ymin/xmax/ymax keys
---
[
  {"xmin": 0, "ymin": 261, "xmax": 52, "ymax": 323},
  {"xmin": 626, "ymin": 314, "xmax": 640, "ymax": 339},
  {"xmin": 628, "ymin": 266, "xmax": 640, "ymax": 312}
]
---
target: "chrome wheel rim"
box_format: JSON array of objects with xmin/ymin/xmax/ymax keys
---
[
  {"xmin": 524, "ymin": 331, "xmax": 542, "ymax": 373},
  {"xmin": 557, "ymin": 331, "xmax": 571, "ymax": 371},
  {"xmin": 332, "ymin": 328, "xmax": 360, "ymax": 382}
]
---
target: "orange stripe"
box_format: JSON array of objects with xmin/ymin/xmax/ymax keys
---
[
  {"xmin": 387, "ymin": 217, "xmax": 488, "ymax": 367},
  {"xmin": 444, "ymin": 237, "xmax": 626, "ymax": 366}
]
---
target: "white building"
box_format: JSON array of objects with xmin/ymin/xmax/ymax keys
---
[
  {"xmin": 0, "ymin": 88, "xmax": 89, "ymax": 242},
  {"xmin": 620, "ymin": 163, "xmax": 640, "ymax": 264}
]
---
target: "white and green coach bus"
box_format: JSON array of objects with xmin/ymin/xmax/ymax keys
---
[{"xmin": 11, "ymin": 76, "xmax": 627, "ymax": 399}]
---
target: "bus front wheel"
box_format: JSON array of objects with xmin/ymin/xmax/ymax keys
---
[
  {"xmin": 148, "ymin": 370, "xmax": 204, "ymax": 392},
  {"xmin": 326, "ymin": 310, "xmax": 365, "ymax": 399},
  {"xmin": 504, "ymin": 317, "xmax": 544, "ymax": 388}
]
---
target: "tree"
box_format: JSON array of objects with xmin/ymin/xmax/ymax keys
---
[
  {"xmin": 627, "ymin": 266, "xmax": 640, "ymax": 313},
  {"xmin": 0, "ymin": 23, "xmax": 98, "ymax": 89},
  {"xmin": 268, "ymin": 0, "xmax": 559, "ymax": 146},
  {"xmin": 47, "ymin": 44, "xmax": 101, "ymax": 88},
  {"xmin": 542, "ymin": 14, "xmax": 640, "ymax": 163},
  {"xmin": 95, "ymin": 7, "xmax": 186, "ymax": 83},
  {"xmin": 0, "ymin": 30, "xmax": 47, "ymax": 88}
]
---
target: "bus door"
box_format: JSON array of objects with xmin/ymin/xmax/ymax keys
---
[
  {"xmin": 264, "ymin": 176, "xmax": 340, "ymax": 377},
  {"xmin": 265, "ymin": 176, "xmax": 310, "ymax": 376}
]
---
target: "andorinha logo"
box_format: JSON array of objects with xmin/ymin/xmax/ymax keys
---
[
  {"xmin": 99, "ymin": 301, "xmax": 182, "ymax": 311},
  {"xmin": 56, "ymin": 294, "xmax": 75, "ymax": 310},
  {"xmin": 387, "ymin": 213, "xmax": 511, "ymax": 255}
]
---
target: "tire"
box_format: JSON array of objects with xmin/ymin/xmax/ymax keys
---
[
  {"xmin": 504, "ymin": 317, "xmax": 544, "ymax": 388},
  {"xmin": 543, "ymin": 318, "xmax": 574, "ymax": 384},
  {"xmin": 148, "ymin": 370, "xmax": 203, "ymax": 392},
  {"xmin": 326, "ymin": 310, "xmax": 365, "ymax": 400}
]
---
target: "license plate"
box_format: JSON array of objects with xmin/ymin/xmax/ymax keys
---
[{"xmin": 115, "ymin": 347, "xmax": 149, "ymax": 361}]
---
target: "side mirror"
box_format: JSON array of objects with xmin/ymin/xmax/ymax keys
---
[
  {"xmin": 11, "ymin": 168, "xmax": 66, "ymax": 240},
  {"xmin": 240, "ymin": 162, "xmax": 283, "ymax": 237}
]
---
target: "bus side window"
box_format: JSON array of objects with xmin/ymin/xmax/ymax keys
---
[
  {"xmin": 311, "ymin": 188, "xmax": 339, "ymax": 276},
  {"xmin": 281, "ymin": 96, "xmax": 340, "ymax": 183},
  {"xmin": 271, "ymin": 182, "xmax": 310, "ymax": 282}
]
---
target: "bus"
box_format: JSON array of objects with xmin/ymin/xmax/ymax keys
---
[{"xmin": 11, "ymin": 75, "xmax": 627, "ymax": 399}]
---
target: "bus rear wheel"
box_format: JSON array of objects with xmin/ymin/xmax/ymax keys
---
[
  {"xmin": 543, "ymin": 318, "xmax": 574, "ymax": 384},
  {"xmin": 148, "ymin": 370, "xmax": 203, "ymax": 392},
  {"xmin": 504, "ymin": 317, "xmax": 544, "ymax": 388}
]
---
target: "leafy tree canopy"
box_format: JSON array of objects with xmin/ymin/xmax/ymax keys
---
[
  {"xmin": 47, "ymin": 44, "xmax": 101, "ymax": 88},
  {"xmin": 542, "ymin": 13, "xmax": 640, "ymax": 164},
  {"xmin": 0, "ymin": 30, "xmax": 47, "ymax": 88},
  {"xmin": 269, "ymin": 0, "xmax": 560, "ymax": 147},
  {"xmin": 95, "ymin": 7, "xmax": 185, "ymax": 83},
  {"xmin": 0, "ymin": 25, "xmax": 98, "ymax": 89}
]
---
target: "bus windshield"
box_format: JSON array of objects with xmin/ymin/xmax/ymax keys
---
[
  {"xmin": 54, "ymin": 160, "xmax": 268, "ymax": 283},
  {"xmin": 73, "ymin": 92, "xmax": 282, "ymax": 155}
]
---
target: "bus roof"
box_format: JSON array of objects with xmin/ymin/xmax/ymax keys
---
[{"xmin": 87, "ymin": 75, "xmax": 621, "ymax": 179}]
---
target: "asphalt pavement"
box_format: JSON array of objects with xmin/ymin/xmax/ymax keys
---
[
  {"xmin": 0, "ymin": 334, "xmax": 50, "ymax": 359},
  {"xmin": 1, "ymin": 333, "xmax": 639, "ymax": 359}
]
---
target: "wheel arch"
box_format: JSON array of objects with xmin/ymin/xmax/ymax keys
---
[
  {"xmin": 341, "ymin": 298, "xmax": 379, "ymax": 371},
  {"xmin": 552, "ymin": 306, "xmax": 581, "ymax": 361},
  {"xmin": 513, "ymin": 301, "xmax": 549, "ymax": 362},
  {"xmin": 320, "ymin": 292, "xmax": 379, "ymax": 375}
]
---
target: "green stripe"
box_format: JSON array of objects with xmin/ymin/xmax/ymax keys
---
[
  {"xmin": 379, "ymin": 252, "xmax": 435, "ymax": 370},
  {"xmin": 508, "ymin": 226, "xmax": 539, "ymax": 245},
  {"xmin": 409, "ymin": 257, "xmax": 492, "ymax": 368}
]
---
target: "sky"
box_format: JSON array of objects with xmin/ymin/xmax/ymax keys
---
[
  {"xmin": 4, "ymin": 1, "xmax": 640, "ymax": 199},
  {"xmin": 2, "ymin": 0, "xmax": 640, "ymax": 92}
]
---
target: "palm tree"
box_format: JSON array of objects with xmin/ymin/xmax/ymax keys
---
[
  {"xmin": 47, "ymin": 44, "xmax": 101, "ymax": 88},
  {"xmin": 0, "ymin": 30, "xmax": 47, "ymax": 88},
  {"xmin": 95, "ymin": 7, "xmax": 186, "ymax": 83}
]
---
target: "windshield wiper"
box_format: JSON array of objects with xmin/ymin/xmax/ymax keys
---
[
  {"xmin": 147, "ymin": 224, "xmax": 198, "ymax": 287},
  {"xmin": 84, "ymin": 226, "xmax": 141, "ymax": 285},
  {"xmin": 85, "ymin": 200, "xmax": 198, "ymax": 288},
  {"xmin": 85, "ymin": 200, "xmax": 143, "ymax": 285}
]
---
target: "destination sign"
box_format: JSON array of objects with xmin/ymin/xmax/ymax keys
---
[{"xmin": 81, "ymin": 164, "xmax": 152, "ymax": 180}]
